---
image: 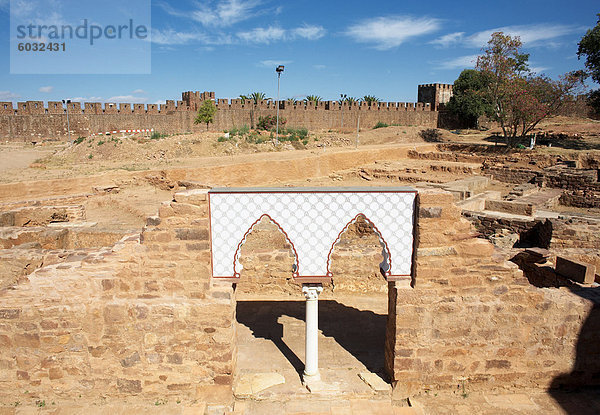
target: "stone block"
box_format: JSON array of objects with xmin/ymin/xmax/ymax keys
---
[
  {"xmin": 419, "ymin": 207, "xmax": 442, "ymax": 218},
  {"xmin": 146, "ymin": 216, "xmax": 161, "ymax": 226},
  {"xmin": 173, "ymin": 189, "xmax": 210, "ymax": 206},
  {"xmin": 117, "ymin": 378, "xmax": 142, "ymax": 393},
  {"xmin": 555, "ymin": 256, "xmax": 596, "ymax": 284},
  {"xmin": 485, "ymin": 200, "xmax": 535, "ymax": 216},
  {"xmin": 175, "ymin": 228, "xmax": 209, "ymax": 241}
]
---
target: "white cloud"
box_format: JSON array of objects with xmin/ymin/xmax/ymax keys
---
[
  {"xmin": 292, "ymin": 25, "xmax": 326, "ymax": 40},
  {"xmin": 464, "ymin": 24, "xmax": 582, "ymax": 48},
  {"xmin": 107, "ymin": 95, "xmax": 149, "ymax": 103},
  {"xmin": 38, "ymin": 86, "xmax": 54, "ymax": 93},
  {"xmin": 0, "ymin": 91, "xmax": 20, "ymax": 100},
  {"xmin": 313, "ymin": 64, "xmax": 326, "ymax": 70},
  {"xmin": 237, "ymin": 25, "xmax": 326, "ymax": 43},
  {"xmin": 259, "ymin": 59, "xmax": 292, "ymax": 67},
  {"xmin": 431, "ymin": 32, "xmax": 465, "ymax": 47},
  {"xmin": 153, "ymin": 24, "xmax": 324, "ymax": 46},
  {"xmin": 151, "ymin": 29, "xmax": 210, "ymax": 45},
  {"xmin": 154, "ymin": 100, "xmax": 166, "ymax": 105},
  {"xmin": 529, "ymin": 65, "xmax": 550, "ymax": 75},
  {"xmin": 345, "ymin": 16, "xmax": 441, "ymax": 50},
  {"xmin": 70, "ymin": 96, "xmax": 103, "ymax": 102},
  {"xmin": 436, "ymin": 54, "xmax": 478, "ymax": 70},
  {"xmin": 151, "ymin": 28, "xmax": 232, "ymax": 45},
  {"xmin": 160, "ymin": 0, "xmax": 261, "ymax": 28},
  {"xmin": 132, "ymin": 89, "xmax": 146, "ymax": 94},
  {"xmin": 237, "ymin": 26, "xmax": 285, "ymax": 43}
]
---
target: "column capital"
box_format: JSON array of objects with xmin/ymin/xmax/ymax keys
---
[{"xmin": 302, "ymin": 284, "xmax": 323, "ymax": 300}]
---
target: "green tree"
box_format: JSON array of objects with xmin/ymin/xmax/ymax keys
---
[
  {"xmin": 342, "ymin": 96, "xmax": 358, "ymax": 105},
  {"xmin": 578, "ymin": 13, "xmax": 600, "ymax": 114},
  {"xmin": 446, "ymin": 69, "xmax": 493, "ymax": 128},
  {"xmin": 361, "ymin": 95, "xmax": 380, "ymax": 105},
  {"xmin": 304, "ymin": 95, "xmax": 322, "ymax": 107},
  {"xmin": 194, "ymin": 100, "xmax": 217, "ymax": 130},
  {"xmin": 476, "ymin": 32, "xmax": 529, "ymax": 143},
  {"xmin": 242, "ymin": 92, "xmax": 268, "ymax": 129},
  {"xmin": 476, "ymin": 32, "xmax": 583, "ymax": 146}
]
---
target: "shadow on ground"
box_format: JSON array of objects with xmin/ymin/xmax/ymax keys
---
[
  {"xmin": 550, "ymin": 285, "xmax": 600, "ymax": 414},
  {"xmin": 236, "ymin": 300, "xmax": 387, "ymax": 377}
]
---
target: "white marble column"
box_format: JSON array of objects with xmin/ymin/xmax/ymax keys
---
[{"xmin": 302, "ymin": 283, "xmax": 323, "ymax": 381}]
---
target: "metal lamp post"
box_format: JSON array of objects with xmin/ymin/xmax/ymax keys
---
[
  {"xmin": 62, "ymin": 99, "xmax": 71, "ymax": 144},
  {"xmin": 275, "ymin": 65, "xmax": 284, "ymax": 144},
  {"xmin": 340, "ymin": 93, "xmax": 347, "ymax": 128}
]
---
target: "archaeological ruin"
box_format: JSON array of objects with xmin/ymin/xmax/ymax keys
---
[{"xmin": 0, "ymin": 126, "xmax": 599, "ymax": 413}]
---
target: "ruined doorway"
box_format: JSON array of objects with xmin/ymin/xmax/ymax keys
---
[{"xmin": 233, "ymin": 214, "xmax": 391, "ymax": 400}]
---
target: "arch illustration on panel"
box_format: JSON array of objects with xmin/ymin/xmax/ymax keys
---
[
  {"xmin": 232, "ymin": 213, "xmax": 300, "ymax": 278},
  {"xmin": 325, "ymin": 213, "xmax": 392, "ymax": 279}
]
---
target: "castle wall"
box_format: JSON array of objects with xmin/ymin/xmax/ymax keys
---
[{"xmin": 0, "ymin": 94, "xmax": 438, "ymax": 141}]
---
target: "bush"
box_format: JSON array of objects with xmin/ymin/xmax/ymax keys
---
[
  {"xmin": 280, "ymin": 127, "xmax": 308, "ymax": 142},
  {"xmin": 74, "ymin": 136, "xmax": 85, "ymax": 145},
  {"xmin": 419, "ymin": 128, "xmax": 443, "ymax": 142},
  {"xmin": 257, "ymin": 115, "xmax": 286, "ymax": 131},
  {"xmin": 373, "ymin": 122, "xmax": 389, "ymax": 129},
  {"xmin": 151, "ymin": 131, "xmax": 167, "ymax": 140},
  {"xmin": 227, "ymin": 125, "xmax": 249, "ymax": 138}
]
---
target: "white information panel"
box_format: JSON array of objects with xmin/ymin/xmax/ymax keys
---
[{"xmin": 209, "ymin": 187, "xmax": 416, "ymax": 280}]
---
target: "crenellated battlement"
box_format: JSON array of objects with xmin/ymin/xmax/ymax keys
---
[
  {"xmin": 0, "ymin": 89, "xmax": 437, "ymax": 116},
  {"xmin": 0, "ymin": 85, "xmax": 443, "ymax": 140}
]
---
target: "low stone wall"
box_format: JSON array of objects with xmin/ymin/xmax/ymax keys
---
[
  {"xmin": 484, "ymin": 199, "xmax": 534, "ymax": 216},
  {"xmin": 482, "ymin": 165, "xmax": 540, "ymax": 184},
  {"xmin": 559, "ymin": 190, "xmax": 600, "ymax": 209},
  {"xmin": 386, "ymin": 189, "xmax": 599, "ymax": 396},
  {"xmin": 0, "ymin": 205, "xmax": 85, "ymax": 227},
  {"xmin": 0, "ymin": 189, "xmax": 236, "ymax": 407},
  {"xmin": 462, "ymin": 210, "xmax": 600, "ymax": 251}
]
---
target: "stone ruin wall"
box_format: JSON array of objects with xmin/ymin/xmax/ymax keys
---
[
  {"xmin": 483, "ymin": 164, "xmax": 600, "ymax": 210},
  {"xmin": 0, "ymin": 189, "xmax": 237, "ymax": 406},
  {"xmin": 0, "ymin": 92, "xmax": 437, "ymax": 142},
  {"xmin": 387, "ymin": 190, "xmax": 598, "ymax": 395},
  {"xmin": 236, "ymin": 215, "xmax": 388, "ymax": 296},
  {"xmin": 0, "ymin": 188, "xmax": 597, "ymax": 407}
]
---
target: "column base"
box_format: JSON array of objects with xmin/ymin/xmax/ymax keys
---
[
  {"xmin": 302, "ymin": 375, "xmax": 340, "ymax": 395},
  {"xmin": 302, "ymin": 371, "xmax": 321, "ymax": 384}
]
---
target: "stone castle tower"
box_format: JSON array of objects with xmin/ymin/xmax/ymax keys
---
[{"xmin": 417, "ymin": 83, "xmax": 453, "ymax": 110}]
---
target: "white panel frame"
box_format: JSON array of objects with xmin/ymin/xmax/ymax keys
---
[{"xmin": 208, "ymin": 187, "xmax": 417, "ymax": 283}]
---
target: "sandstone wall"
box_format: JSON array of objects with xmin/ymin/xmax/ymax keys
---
[
  {"xmin": 0, "ymin": 102, "xmax": 437, "ymax": 142},
  {"xmin": 386, "ymin": 189, "xmax": 598, "ymax": 395},
  {"xmin": 0, "ymin": 189, "xmax": 236, "ymax": 406},
  {"xmin": 0, "ymin": 187, "xmax": 597, "ymax": 407},
  {"xmin": 235, "ymin": 215, "xmax": 388, "ymax": 295}
]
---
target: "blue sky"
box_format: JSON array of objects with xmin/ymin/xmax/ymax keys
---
[{"xmin": 0, "ymin": 0, "xmax": 598, "ymax": 105}]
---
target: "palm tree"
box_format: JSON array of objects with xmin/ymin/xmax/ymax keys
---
[
  {"xmin": 362, "ymin": 95, "xmax": 381, "ymax": 106},
  {"xmin": 305, "ymin": 95, "xmax": 322, "ymax": 103},
  {"xmin": 241, "ymin": 92, "xmax": 268, "ymax": 128},
  {"xmin": 342, "ymin": 96, "xmax": 358, "ymax": 105},
  {"xmin": 304, "ymin": 95, "xmax": 322, "ymax": 108}
]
